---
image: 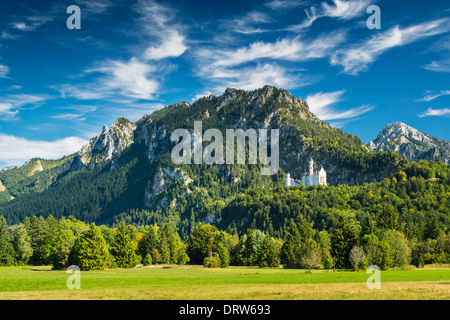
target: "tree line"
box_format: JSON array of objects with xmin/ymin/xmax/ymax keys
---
[{"xmin": 1, "ymin": 211, "xmax": 448, "ymax": 271}]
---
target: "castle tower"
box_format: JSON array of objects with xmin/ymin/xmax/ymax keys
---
[
  {"xmin": 319, "ymin": 166, "xmax": 327, "ymax": 186},
  {"xmin": 309, "ymin": 158, "xmax": 314, "ymax": 176},
  {"xmin": 286, "ymin": 173, "xmax": 291, "ymax": 187}
]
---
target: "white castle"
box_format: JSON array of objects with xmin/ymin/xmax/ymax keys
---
[{"xmin": 286, "ymin": 158, "xmax": 327, "ymax": 187}]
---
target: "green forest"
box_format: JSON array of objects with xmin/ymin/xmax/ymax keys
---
[
  {"xmin": 1, "ymin": 159, "xmax": 449, "ymax": 271},
  {"xmin": 0, "ymin": 87, "xmax": 449, "ymax": 272}
]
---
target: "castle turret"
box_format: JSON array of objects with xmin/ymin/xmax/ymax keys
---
[
  {"xmin": 286, "ymin": 173, "xmax": 291, "ymax": 187},
  {"xmin": 309, "ymin": 158, "xmax": 314, "ymax": 176}
]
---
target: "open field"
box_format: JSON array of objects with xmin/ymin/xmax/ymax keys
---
[{"xmin": 0, "ymin": 266, "xmax": 449, "ymax": 300}]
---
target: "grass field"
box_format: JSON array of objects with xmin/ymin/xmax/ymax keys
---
[{"xmin": 0, "ymin": 265, "xmax": 449, "ymax": 300}]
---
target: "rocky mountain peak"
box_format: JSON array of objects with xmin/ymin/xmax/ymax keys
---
[{"xmin": 368, "ymin": 122, "xmax": 450, "ymax": 164}]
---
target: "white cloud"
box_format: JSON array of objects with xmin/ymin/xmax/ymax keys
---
[
  {"xmin": 219, "ymin": 11, "xmax": 272, "ymax": 35},
  {"xmin": 0, "ymin": 135, "xmax": 88, "ymax": 168},
  {"xmin": 59, "ymin": 58, "xmax": 160, "ymax": 101},
  {"xmin": 264, "ymin": 0, "xmax": 310, "ymax": 10},
  {"xmin": 144, "ymin": 31, "xmax": 187, "ymax": 60},
  {"xmin": 423, "ymin": 59, "xmax": 450, "ymax": 73},
  {"xmin": 10, "ymin": 15, "xmax": 53, "ymax": 32},
  {"xmin": 208, "ymin": 33, "xmax": 346, "ymax": 68},
  {"xmin": 57, "ymin": 85, "xmax": 109, "ymax": 100},
  {"xmin": 288, "ymin": 0, "xmax": 373, "ymax": 31},
  {"xmin": 138, "ymin": 0, "xmax": 188, "ymax": 60},
  {"xmin": 416, "ymin": 90, "xmax": 450, "ymax": 102},
  {"xmin": 91, "ymin": 58, "xmax": 159, "ymax": 100},
  {"xmin": 194, "ymin": 31, "xmax": 345, "ymax": 90},
  {"xmin": 0, "ymin": 64, "xmax": 9, "ymax": 78},
  {"xmin": 56, "ymin": 0, "xmax": 185, "ymax": 102},
  {"xmin": 320, "ymin": 0, "xmax": 371, "ymax": 20},
  {"xmin": 418, "ymin": 107, "xmax": 450, "ymax": 117},
  {"xmin": 306, "ymin": 90, "xmax": 345, "ymax": 111},
  {"xmin": 0, "ymin": 103, "xmax": 18, "ymax": 119},
  {"xmin": 51, "ymin": 113, "xmax": 87, "ymax": 121},
  {"xmin": 11, "ymin": 22, "xmax": 32, "ymax": 31},
  {"xmin": 331, "ymin": 18, "xmax": 450, "ymax": 74},
  {"xmin": 306, "ymin": 90, "xmax": 374, "ymax": 121},
  {"xmin": 192, "ymin": 91, "xmax": 213, "ymax": 102},
  {"xmin": 74, "ymin": 0, "xmax": 115, "ymax": 14},
  {"xmin": 215, "ymin": 63, "xmax": 301, "ymax": 92},
  {"xmin": 0, "ymin": 94, "xmax": 50, "ymax": 120},
  {"xmin": 1, "ymin": 31, "xmax": 18, "ymax": 40}
]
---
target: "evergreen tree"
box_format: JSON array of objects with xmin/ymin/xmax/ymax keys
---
[
  {"xmin": 257, "ymin": 236, "xmax": 280, "ymax": 268},
  {"xmin": 330, "ymin": 215, "xmax": 358, "ymax": 269},
  {"xmin": 111, "ymin": 222, "xmax": 139, "ymax": 268},
  {"xmin": 213, "ymin": 232, "xmax": 230, "ymax": 268},
  {"xmin": 159, "ymin": 234, "xmax": 171, "ymax": 264},
  {"xmin": 137, "ymin": 225, "xmax": 159, "ymax": 259},
  {"xmin": 24, "ymin": 216, "xmax": 48, "ymax": 265},
  {"xmin": 70, "ymin": 223, "xmax": 109, "ymax": 271},
  {"xmin": 0, "ymin": 216, "xmax": 14, "ymax": 266},
  {"xmin": 242, "ymin": 229, "xmax": 265, "ymax": 266},
  {"xmin": 12, "ymin": 224, "xmax": 33, "ymax": 265},
  {"xmin": 361, "ymin": 213, "xmax": 375, "ymax": 236},
  {"xmin": 378, "ymin": 204, "xmax": 399, "ymax": 230}
]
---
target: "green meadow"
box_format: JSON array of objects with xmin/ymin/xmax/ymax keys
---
[{"xmin": 0, "ymin": 265, "xmax": 449, "ymax": 300}]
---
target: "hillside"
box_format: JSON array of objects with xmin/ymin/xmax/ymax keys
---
[{"xmin": 0, "ymin": 86, "xmax": 407, "ymax": 232}]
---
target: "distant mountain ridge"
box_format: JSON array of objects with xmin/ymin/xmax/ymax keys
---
[
  {"xmin": 367, "ymin": 122, "xmax": 450, "ymax": 164},
  {"xmin": 0, "ymin": 86, "xmax": 413, "ymax": 227}
]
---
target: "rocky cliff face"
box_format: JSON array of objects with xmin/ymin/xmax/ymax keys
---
[
  {"xmin": 0, "ymin": 86, "xmax": 412, "ymax": 221},
  {"xmin": 368, "ymin": 122, "xmax": 450, "ymax": 164},
  {"xmin": 71, "ymin": 118, "xmax": 137, "ymax": 170}
]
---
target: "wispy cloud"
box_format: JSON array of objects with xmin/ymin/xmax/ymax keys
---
[
  {"xmin": 144, "ymin": 31, "xmax": 187, "ymax": 60},
  {"xmin": 0, "ymin": 134, "xmax": 87, "ymax": 168},
  {"xmin": 55, "ymin": 0, "xmax": 186, "ymax": 103},
  {"xmin": 205, "ymin": 32, "xmax": 346, "ymax": 67},
  {"xmin": 51, "ymin": 113, "xmax": 87, "ymax": 121},
  {"xmin": 56, "ymin": 58, "xmax": 160, "ymax": 101},
  {"xmin": 330, "ymin": 18, "xmax": 450, "ymax": 74},
  {"xmin": 194, "ymin": 31, "xmax": 345, "ymax": 91},
  {"xmin": 56, "ymin": 84, "xmax": 109, "ymax": 100},
  {"xmin": 88, "ymin": 58, "xmax": 160, "ymax": 100},
  {"xmin": 0, "ymin": 64, "xmax": 9, "ymax": 78},
  {"xmin": 422, "ymin": 33, "xmax": 450, "ymax": 73},
  {"xmin": 0, "ymin": 103, "xmax": 18, "ymax": 119},
  {"xmin": 10, "ymin": 15, "xmax": 53, "ymax": 32},
  {"xmin": 138, "ymin": 0, "xmax": 188, "ymax": 60},
  {"xmin": 215, "ymin": 63, "xmax": 303, "ymax": 92},
  {"xmin": 288, "ymin": 0, "xmax": 373, "ymax": 31},
  {"xmin": 74, "ymin": 0, "xmax": 116, "ymax": 14},
  {"xmin": 416, "ymin": 90, "xmax": 450, "ymax": 102},
  {"xmin": 418, "ymin": 107, "xmax": 450, "ymax": 117},
  {"xmin": 264, "ymin": 0, "xmax": 310, "ymax": 10},
  {"xmin": 50, "ymin": 105, "xmax": 97, "ymax": 121},
  {"xmin": 423, "ymin": 60, "xmax": 450, "ymax": 73},
  {"xmin": 0, "ymin": 94, "xmax": 50, "ymax": 120},
  {"xmin": 306, "ymin": 90, "xmax": 374, "ymax": 121},
  {"xmin": 218, "ymin": 11, "xmax": 273, "ymax": 35}
]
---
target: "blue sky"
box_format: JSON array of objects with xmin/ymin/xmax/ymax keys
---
[{"xmin": 0, "ymin": 0, "xmax": 449, "ymax": 168}]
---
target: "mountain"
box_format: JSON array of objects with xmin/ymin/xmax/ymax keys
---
[
  {"xmin": 0, "ymin": 86, "xmax": 406, "ymax": 230},
  {"xmin": 367, "ymin": 122, "xmax": 450, "ymax": 164}
]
